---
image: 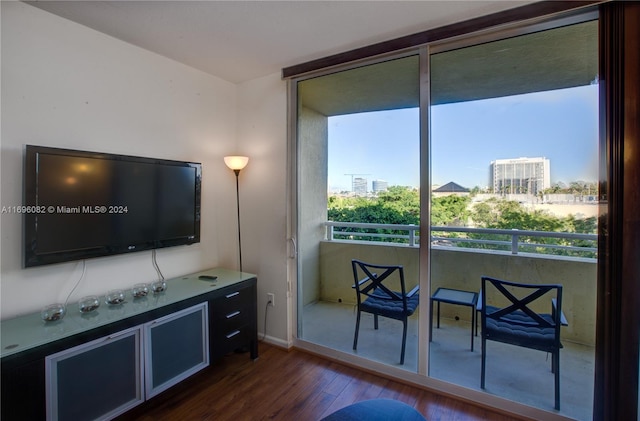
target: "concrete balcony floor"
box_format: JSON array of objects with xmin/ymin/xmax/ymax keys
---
[{"xmin": 302, "ymin": 301, "xmax": 595, "ymax": 421}]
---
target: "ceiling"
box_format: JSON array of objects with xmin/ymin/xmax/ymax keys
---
[
  {"xmin": 298, "ymin": 19, "xmax": 598, "ymax": 116},
  {"xmin": 25, "ymin": 1, "xmax": 533, "ymax": 84}
]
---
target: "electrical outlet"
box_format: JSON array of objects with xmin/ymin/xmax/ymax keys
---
[{"xmin": 267, "ymin": 293, "xmax": 275, "ymax": 307}]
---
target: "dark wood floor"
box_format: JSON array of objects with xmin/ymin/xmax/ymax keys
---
[{"xmin": 118, "ymin": 342, "xmax": 519, "ymax": 421}]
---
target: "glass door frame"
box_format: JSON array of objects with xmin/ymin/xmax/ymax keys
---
[
  {"xmin": 289, "ymin": 50, "xmax": 434, "ymax": 386},
  {"xmin": 283, "ymin": 2, "xmax": 639, "ymax": 419}
]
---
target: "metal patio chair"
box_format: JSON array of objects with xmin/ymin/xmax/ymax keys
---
[
  {"xmin": 480, "ymin": 276, "xmax": 564, "ymax": 410},
  {"xmin": 352, "ymin": 260, "xmax": 419, "ymax": 365}
]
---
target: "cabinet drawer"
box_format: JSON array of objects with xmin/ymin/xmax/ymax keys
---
[
  {"xmin": 216, "ymin": 307, "xmax": 250, "ymax": 328},
  {"xmin": 211, "ymin": 324, "xmax": 252, "ymax": 357},
  {"xmin": 212, "ymin": 287, "xmax": 253, "ymax": 318}
]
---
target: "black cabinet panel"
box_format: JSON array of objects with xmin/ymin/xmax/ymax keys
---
[
  {"xmin": 1, "ymin": 358, "xmax": 46, "ymax": 420},
  {"xmin": 210, "ymin": 282, "xmax": 257, "ymax": 360}
]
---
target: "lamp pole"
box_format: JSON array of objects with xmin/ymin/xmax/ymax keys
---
[
  {"xmin": 233, "ymin": 169, "xmax": 242, "ymax": 272},
  {"xmin": 224, "ymin": 156, "xmax": 249, "ymax": 273}
]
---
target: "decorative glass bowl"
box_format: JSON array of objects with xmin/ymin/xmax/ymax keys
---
[
  {"xmin": 105, "ymin": 289, "xmax": 125, "ymax": 305},
  {"xmin": 41, "ymin": 304, "xmax": 66, "ymax": 322},
  {"xmin": 79, "ymin": 296, "xmax": 100, "ymax": 313},
  {"xmin": 132, "ymin": 283, "xmax": 150, "ymax": 298},
  {"xmin": 151, "ymin": 280, "xmax": 167, "ymax": 294}
]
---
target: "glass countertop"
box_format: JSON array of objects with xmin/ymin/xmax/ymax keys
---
[{"xmin": 1, "ymin": 268, "xmax": 254, "ymax": 358}]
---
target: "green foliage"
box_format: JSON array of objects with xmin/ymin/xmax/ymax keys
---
[
  {"xmin": 470, "ymin": 199, "xmax": 498, "ymax": 226},
  {"xmin": 328, "ymin": 186, "xmax": 419, "ymax": 243},
  {"xmin": 328, "ymin": 187, "xmax": 471, "ymax": 231},
  {"xmin": 327, "ymin": 187, "xmax": 597, "ymax": 257},
  {"xmin": 542, "ymin": 180, "xmax": 597, "ymax": 195},
  {"xmin": 431, "ymin": 195, "xmax": 471, "ymax": 226},
  {"xmin": 465, "ymin": 199, "xmax": 597, "ymax": 257}
]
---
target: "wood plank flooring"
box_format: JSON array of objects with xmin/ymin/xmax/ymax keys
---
[{"xmin": 117, "ymin": 343, "xmax": 519, "ymax": 421}]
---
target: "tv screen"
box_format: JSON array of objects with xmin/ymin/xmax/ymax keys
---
[{"xmin": 23, "ymin": 145, "xmax": 201, "ymax": 267}]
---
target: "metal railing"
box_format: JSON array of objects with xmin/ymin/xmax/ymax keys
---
[{"xmin": 325, "ymin": 221, "xmax": 597, "ymax": 258}]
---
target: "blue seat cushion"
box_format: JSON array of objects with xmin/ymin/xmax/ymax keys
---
[
  {"xmin": 360, "ymin": 291, "xmax": 419, "ymax": 320},
  {"xmin": 321, "ymin": 399, "xmax": 426, "ymax": 421},
  {"xmin": 484, "ymin": 305, "xmax": 560, "ymax": 351}
]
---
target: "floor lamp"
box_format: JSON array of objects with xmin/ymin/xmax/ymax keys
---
[{"xmin": 224, "ymin": 155, "xmax": 249, "ymax": 272}]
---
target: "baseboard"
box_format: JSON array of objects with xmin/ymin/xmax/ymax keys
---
[{"xmin": 260, "ymin": 334, "xmax": 292, "ymax": 350}]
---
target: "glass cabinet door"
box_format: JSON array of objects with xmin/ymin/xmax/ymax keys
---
[
  {"xmin": 144, "ymin": 302, "xmax": 209, "ymax": 398},
  {"xmin": 45, "ymin": 326, "xmax": 144, "ymax": 421}
]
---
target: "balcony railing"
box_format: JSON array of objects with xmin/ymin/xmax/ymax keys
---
[{"xmin": 325, "ymin": 222, "xmax": 597, "ymax": 259}]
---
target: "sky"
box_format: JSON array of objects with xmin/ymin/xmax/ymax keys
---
[{"xmin": 328, "ymin": 84, "xmax": 599, "ymax": 192}]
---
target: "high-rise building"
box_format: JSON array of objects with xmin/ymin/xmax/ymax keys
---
[
  {"xmin": 353, "ymin": 177, "xmax": 368, "ymax": 196},
  {"xmin": 372, "ymin": 179, "xmax": 388, "ymax": 193},
  {"xmin": 490, "ymin": 157, "xmax": 550, "ymax": 196}
]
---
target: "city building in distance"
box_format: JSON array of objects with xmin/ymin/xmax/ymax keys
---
[
  {"xmin": 372, "ymin": 179, "xmax": 388, "ymax": 193},
  {"xmin": 353, "ymin": 177, "xmax": 368, "ymax": 196},
  {"xmin": 490, "ymin": 157, "xmax": 550, "ymax": 196}
]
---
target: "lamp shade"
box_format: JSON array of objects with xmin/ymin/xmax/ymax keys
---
[{"xmin": 224, "ymin": 156, "xmax": 249, "ymax": 171}]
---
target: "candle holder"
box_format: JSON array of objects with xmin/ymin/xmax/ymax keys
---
[
  {"xmin": 79, "ymin": 296, "xmax": 100, "ymax": 313},
  {"xmin": 151, "ymin": 280, "xmax": 167, "ymax": 294},
  {"xmin": 41, "ymin": 304, "xmax": 66, "ymax": 322},
  {"xmin": 105, "ymin": 290, "xmax": 125, "ymax": 305},
  {"xmin": 132, "ymin": 283, "xmax": 150, "ymax": 298}
]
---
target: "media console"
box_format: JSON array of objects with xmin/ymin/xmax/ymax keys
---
[{"xmin": 0, "ymin": 268, "xmax": 257, "ymax": 420}]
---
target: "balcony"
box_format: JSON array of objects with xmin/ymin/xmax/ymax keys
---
[{"xmin": 300, "ymin": 223, "xmax": 596, "ymax": 420}]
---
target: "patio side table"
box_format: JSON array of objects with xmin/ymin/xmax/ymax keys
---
[{"xmin": 430, "ymin": 287, "xmax": 478, "ymax": 351}]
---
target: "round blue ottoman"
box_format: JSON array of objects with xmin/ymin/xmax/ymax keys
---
[{"xmin": 321, "ymin": 399, "xmax": 426, "ymax": 421}]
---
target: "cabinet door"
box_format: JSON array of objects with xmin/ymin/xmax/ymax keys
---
[
  {"xmin": 144, "ymin": 302, "xmax": 209, "ymax": 398},
  {"xmin": 45, "ymin": 326, "xmax": 144, "ymax": 421}
]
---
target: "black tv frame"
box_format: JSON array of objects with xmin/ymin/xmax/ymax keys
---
[{"xmin": 23, "ymin": 145, "xmax": 202, "ymax": 268}]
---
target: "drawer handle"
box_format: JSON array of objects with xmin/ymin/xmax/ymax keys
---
[
  {"xmin": 225, "ymin": 291, "xmax": 240, "ymax": 299},
  {"xmin": 226, "ymin": 330, "xmax": 241, "ymax": 339},
  {"xmin": 226, "ymin": 310, "xmax": 241, "ymax": 319}
]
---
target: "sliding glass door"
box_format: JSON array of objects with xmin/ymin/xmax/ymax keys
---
[
  {"xmin": 427, "ymin": 20, "xmax": 598, "ymax": 419},
  {"xmin": 294, "ymin": 55, "xmax": 421, "ymax": 370},
  {"xmin": 291, "ymin": 10, "xmax": 602, "ymax": 420}
]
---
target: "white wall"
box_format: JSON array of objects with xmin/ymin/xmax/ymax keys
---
[
  {"xmin": 0, "ymin": 2, "xmax": 240, "ymax": 318},
  {"xmin": 236, "ymin": 73, "xmax": 290, "ymax": 347}
]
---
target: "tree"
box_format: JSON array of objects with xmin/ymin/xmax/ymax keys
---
[
  {"xmin": 327, "ymin": 187, "xmax": 596, "ymax": 257},
  {"xmin": 431, "ymin": 195, "xmax": 471, "ymax": 226},
  {"xmin": 328, "ymin": 186, "xmax": 419, "ymax": 243},
  {"xmin": 467, "ymin": 199, "xmax": 596, "ymax": 257},
  {"xmin": 471, "ymin": 198, "xmax": 500, "ymax": 226}
]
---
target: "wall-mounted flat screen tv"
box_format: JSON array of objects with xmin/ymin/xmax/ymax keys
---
[{"xmin": 23, "ymin": 145, "xmax": 201, "ymax": 267}]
